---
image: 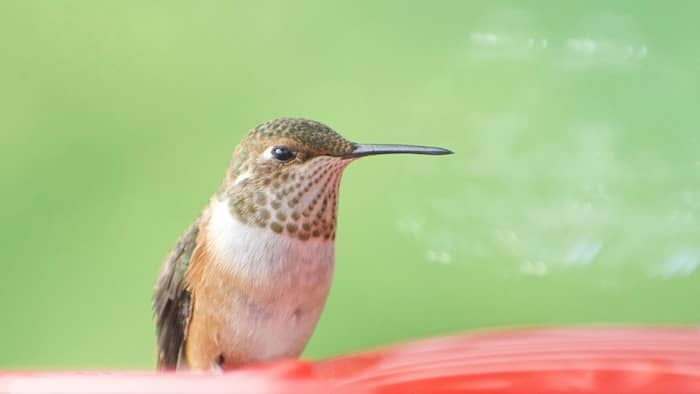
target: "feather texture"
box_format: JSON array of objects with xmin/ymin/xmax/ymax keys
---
[{"xmin": 153, "ymin": 218, "xmax": 200, "ymax": 369}]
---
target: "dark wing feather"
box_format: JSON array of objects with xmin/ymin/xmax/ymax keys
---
[{"xmin": 153, "ymin": 218, "xmax": 200, "ymax": 369}]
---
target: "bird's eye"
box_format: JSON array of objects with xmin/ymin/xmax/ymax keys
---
[{"xmin": 271, "ymin": 146, "xmax": 295, "ymax": 162}]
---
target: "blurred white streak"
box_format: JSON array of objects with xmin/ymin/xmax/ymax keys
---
[
  {"xmin": 520, "ymin": 260, "xmax": 549, "ymax": 276},
  {"xmin": 566, "ymin": 38, "xmax": 598, "ymax": 55},
  {"xmin": 396, "ymin": 216, "xmax": 425, "ymax": 239},
  {"xmin": 467, "ymin": 29, "xmax": 648, "ymax": 66},
  {"xmin": 426, "ymin": 250, "xmax": 453, "ymax": 265},
  {"xmin": 565, "ymin": 239, "xmax": 602, "ymax": 265},
  {"xmin": 470, "ymin": 32, "xmax": 505, "ymax": 46},
  {"xmin": 653, "ymin": 249, "xmax": 700, "ymax": 278},
  {"xmin": 563, "ymin": 37, "xmax": 648, "ymax": 66}
]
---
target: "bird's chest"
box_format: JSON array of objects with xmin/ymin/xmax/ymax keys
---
[{"xmin": 195, "ymin": 198, "xmax": 335, "ymax": 363}]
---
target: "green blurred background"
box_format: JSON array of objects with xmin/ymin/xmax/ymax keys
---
[{"xmin": 1, "ymin": 1, "xmax": 699, "ymax": 369}]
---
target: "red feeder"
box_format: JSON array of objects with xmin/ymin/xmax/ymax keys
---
[{"xmin": 2, "ymin": 327, "xmax": 699, "ymax": 393}]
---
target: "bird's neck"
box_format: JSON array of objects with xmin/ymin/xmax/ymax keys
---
[{"xmin": 204, "ymin": 196, "xmax": 336, "ymax": 290}]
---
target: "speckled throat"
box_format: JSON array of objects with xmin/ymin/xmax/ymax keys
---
[{"xmin": 224, "ymin": 155, "xmax": 350, "ymax": 241}]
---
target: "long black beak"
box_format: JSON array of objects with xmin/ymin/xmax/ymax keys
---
[{"xmin": 344, "ymin": 143, "xmax": 453, "ymax": 158}]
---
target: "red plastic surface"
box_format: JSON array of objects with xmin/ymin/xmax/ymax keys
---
[{"xmin": 2, "ymin": 327, "xmax": 700, "ymax": 393}]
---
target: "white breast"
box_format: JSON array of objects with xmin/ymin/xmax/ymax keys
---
[{"xmin": 205, "ymin": 197, "xmax": 335, "ymax": 360}]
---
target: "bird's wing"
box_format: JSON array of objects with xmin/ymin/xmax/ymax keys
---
[{"xmin": 153, "ymin": 217, "xmax": 201, "ymax": 370}]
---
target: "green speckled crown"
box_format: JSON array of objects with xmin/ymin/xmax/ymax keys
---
[{"xmin": 250, "ymin": 118, "xmax": 355, "ymax": 156}]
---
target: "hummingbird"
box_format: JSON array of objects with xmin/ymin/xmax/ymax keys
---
[{"xmin": 153, "ymin": 117, "xmax": 451, "ymax": 370}]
